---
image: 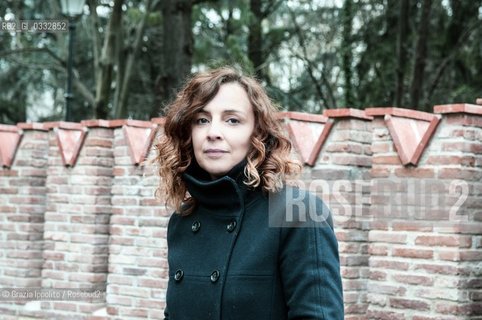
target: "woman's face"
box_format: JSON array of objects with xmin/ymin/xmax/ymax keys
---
[{"xmin": 191, "ymin": 82, "xmax": 255, "ymax": 179}]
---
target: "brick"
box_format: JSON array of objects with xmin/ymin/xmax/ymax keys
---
[
  {"xmin": 392, "ymin": 221, "xmax": 433, "ymax": 231},
  {"xmin": 123, "ymin": 268, "xmax": 147, "ymax": 276},
  {"xmin": 343, "ymin": 255, "xmax": 369, "ymax": 267},
  {"xmin": 341, "ymin": 268, "xmax": 360, "ymax": 279},
  {"xmin": 368, "ymin": 244, "xmax": 388, "ymax": 256},
  {"xmin": 339, "ymin": 242, "xmax": 363, "ymax": 254},
  {"xmin": 370, "ymin": 259, "xmax": 409, "ymax": 271},
  {"xmin": 369, "ymin": 231, "xmax": 407, "ymax": 244},
  {"xmin": 392, "ymin": 247, "xmax": 433, "ymax": 259},
  {"xmin": 460, "ymin": 250, "xmax": 482, "ymax": 261},
  {"xmin": 121, "ymin": 308, "xmax": 149, "ymax": 317},
  {"xmin": 366, "ymin": 310, "xmax": 405, "ymax": 320},
  {"xmin": 332, "ymin": 155, "xmax": 371, "ymax": 167},
  {"xmin": 413, "ymin": 316, "xmax": 459, "ymax": 320},
  {"xmin": 438, "ymin": 168, "xmax": 482, "ymax": 180},
  {"xmin": 466, "ymin": 278, "xmax": 482, "ymax": 289},
  {"xmin": 343, "ymin": 279, "xmax": 366, "ymax": 291},
  {"xmin": 434, "ymin": 222, "xmax": 482, "ymax": 234},
  {"xmin": 336, "ymin": 230, "xmax": 367, "ymax": 242},
  {"xmin": 390, "ymin": 297, "xmax": 430, "ymax": 311},
  {"xmin": 425, "ymin": 154, "xmax": 475, "ymax": 166},
  {"xmin": 53, "ymin": 302, "xmax": 78, "ymax": 312},
  {"xmin": 370, "ymin": 167, "xmax": 390, "ymax": 178},
  {"xmin": 138, "ymin": 278, "xmax": 165, "ymax": 288},
  {"xmin": 436, "ymin": 302, "xmax": 481, "ymax": 315},
  {"xmin": 394, "ymin": 168, "xmax": 435, "ymax": 178},
  {"xmin": 392, "ymin": 274, "xmax": 434, "ymax": 286},
  {"xmin": 369, "ymin": 270, "xmax": 387, "ymax": 281},
  {"xmin": 372, "ymin": 155, "xmax": 402, "ymax": 165},
  {"xmin": 107, "ymin": 295, "xmax": 132, "ymax": 306},
  {"xmin": 469, "ymin": 291, "xmax": 482, "ymax": 301},
  {"xmin": 325, "ymin": 143, "xmax": 364, "ymax": 154},
  {"xmin": 371, "ymin": 142, "xmax": 392, "ymax": 153}
]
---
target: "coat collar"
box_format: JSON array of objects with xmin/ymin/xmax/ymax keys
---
[{"xmin": 182, "ymin": 159, "xmax": 255, "ymax": 211}]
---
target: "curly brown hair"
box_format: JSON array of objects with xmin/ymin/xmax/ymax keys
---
[{"xmin": 154, "ymin": 66, "xmax": 301, "ymax": 214}]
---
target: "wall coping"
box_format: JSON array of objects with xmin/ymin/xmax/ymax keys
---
[
  {"xmin": 81, "ymin": 119, "xmax": 127, "ymax": 128},
  {"xmin": 323, "ymin": 108, "xmax": 373, "ymax": 121},
  {"xmin": 278, "ymin": 111, "xmax": 329, "ymax": 123},
  {"xmin": 434, "ymin": 103, "xmax": 482, "ymax": 115},
  {"xmin": 365, "ymin": 107, "xmax": 439, "ymax": 122},
  {"xmin": 43, "ymin": 121, "xmax": 85, "ymax": 130},
  {"xmin": 17, "ymin": 123, "xmax": 49, "ymax": 131},
  {"xmin": 151, "ymin": 117, "xmax": 166, "ymax": 125}
]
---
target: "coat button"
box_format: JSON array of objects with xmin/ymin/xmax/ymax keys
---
[
  {"xmin": 210, "ymin": 270, "xmax": 220, "ymax": 283},
  {"xmin": 174, "ymin": 269, "xmax": 184, "ymax": 282},
  {"xmin": 226, "ymin": 220, "xmax": 237, "ymax": 232},
  {"xmin": 192, "ymin": 221, "xmax": 201, "ymax": 233}
]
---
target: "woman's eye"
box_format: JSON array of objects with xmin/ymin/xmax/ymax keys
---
[
  {"xmin": 227, "ymin": 118, "xmax": 240, "ymax": 124},
  {"xmin": 195, "ymin": 118, "xmax": 209, "ymax": 124}
]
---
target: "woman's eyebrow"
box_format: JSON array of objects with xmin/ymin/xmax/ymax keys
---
[
  {"xmin": 223, "ymin": 109, "xmax": 243, "ymax": 114},
  {"xmin": 198, "ymin": 108, "xmax": 244, "ymax": 114}
]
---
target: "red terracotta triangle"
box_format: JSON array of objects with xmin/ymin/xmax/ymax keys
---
[
  {"xmin": 286, "ymin": 119, "xmax": 334, "ymax": 166},
  {"xmin": 308, "ymin": 121, "xmax": 334, "ymax": 166},
  {"xmin": 0, "ymin": 125, "xmax": 23, "ymax": 167},
  {"xmin": 385, "ymin": 114, "xmax": 441, "ymax": 165},
  {"xmin": 56, "ymin": 127, "xmax": 87, "ymax": 166},
  {"xmin": 123, "ymin": 124, "xmax": 157, "ymax": 165}
]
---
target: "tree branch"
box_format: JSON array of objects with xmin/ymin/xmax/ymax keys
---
[
  {"xmin": 288, "ymin": 8, "xmax": 336, "ymax": 110},
  {"xmin": 114, "ymin": 0, "xmax": 154, "ymax": 118},
  {"xmin": 87, "ymin": 0, "xmax": 101, "ymax": 82},
  {"xmin": 2, "ymin": 47, "xmax": 95, "ymax": 105},
  {"xmin": 425, "ymin": 21, "xmax": 481, "ymax": 104},
  {"xmin": 262, "ymin": 0, "xmax": 283, "ymax": 19}
]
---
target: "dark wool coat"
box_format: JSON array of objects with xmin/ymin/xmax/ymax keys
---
[{"xmin": 164, "ymin": 161, "xmax": 344, "ymax": 320}]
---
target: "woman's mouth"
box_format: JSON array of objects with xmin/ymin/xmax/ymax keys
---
[{"xmin": 204, "ymin": 149, "xmax": 228, "ymax": 158}]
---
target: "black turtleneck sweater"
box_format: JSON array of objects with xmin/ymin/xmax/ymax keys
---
[{"xmin": 164, "ymin": 160, "xmax": 344, "ymax": 320}]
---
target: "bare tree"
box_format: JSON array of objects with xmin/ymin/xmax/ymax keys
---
[
  {"xmin": 93, "ymin": 0, "xmax": 123, "ymax": 119},
  {"xmin": 157, "ymin": 0, "xmax": 195, "ymax": 107},
  {"xmin": 248, "ymin": 0, "xmax": 283, "ymax": 82},
  {"xmin": 395, "ymin": 0, "xmax": 409, "ymax": 107},
  {"xmin": 341, "ymin": 0, "xmax": 354, "ymax": 107},
  {"xmin": 409, "ymin": 0, "xmax": 432, "ymax": 110},
  {"xmin": 113, "ymin": 0, "xmax": 160, "ymax": 118}
]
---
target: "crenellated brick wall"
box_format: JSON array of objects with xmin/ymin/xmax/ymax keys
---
[{"xmin": 0, "ymin": 101, "xmax": 481, "ymax": 320}]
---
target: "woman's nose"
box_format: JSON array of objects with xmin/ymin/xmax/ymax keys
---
[{"xmin": 206, "ymin": 121, "xmax": 222, "ymax": 140}]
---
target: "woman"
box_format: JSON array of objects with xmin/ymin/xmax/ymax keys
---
[{"xmin": 155, "ymin": 66, "xmax": 344, "ymax": 320}]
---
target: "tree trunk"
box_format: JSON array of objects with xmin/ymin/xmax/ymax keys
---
[
  {"xmin": 158, "ymin": 0, "xmax": 194, "ymax": 109},
  {"xmin": 87, "ymin": 0, "xmax": 101, "ymax": 86},
  {"xmin": 409, "ymin": 0, "xmax": 432, "ymax": 111},
  {"xmin": 341, "ymin": 0, "xmax": 354, "ymax": 107},
  {"xmin": 395, "ymin": 0, "xmax": 409, "ymax": 107},
  {"xmin": 94, "ymin": 0, "xmax": 123, "ymax": 119},
  {"xmin": 248, "ymin": 0, "xmax": 264, "ymax": 80}
]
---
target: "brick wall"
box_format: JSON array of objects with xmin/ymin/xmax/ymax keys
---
[{"xmin": 0, "ymin": 102, "xmax": 481, "ymax": 319}]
